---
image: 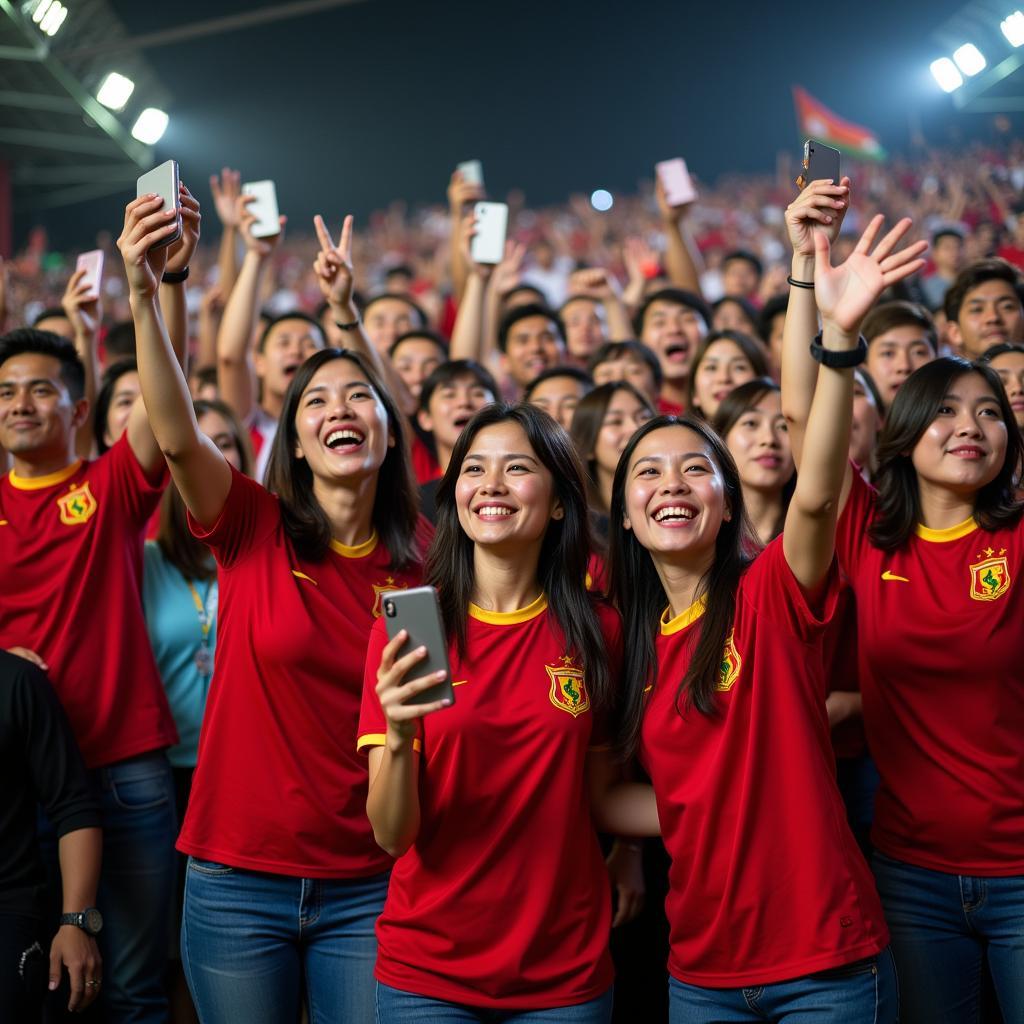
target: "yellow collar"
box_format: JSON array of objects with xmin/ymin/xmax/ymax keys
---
[
  {"xmin": 660, "ymin": 595, "xmax": 707, "ymax": 635},
  {"xmin": 329, "ymin": 530, "xmax": 378, "ymax": 558},
  {"xmin": 469, "ymin": 591, "xmax": 548, "ymax": 625},
  {"xmin": 8, "ymin": 460, "xmax": 82, "ymax": 491},
  {"xmin": 914, "ymin": 516, "xmax": 977, "ymax": 543}
]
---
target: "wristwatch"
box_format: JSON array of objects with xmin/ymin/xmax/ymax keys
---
[{"xmin": 60, "ymin": 907, "xmax": 103, "ymax": 936}]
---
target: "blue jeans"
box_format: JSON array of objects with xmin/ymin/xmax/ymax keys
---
[
  {"xmin": 873, "ymin": 851, "xmax": 1024, "ymax": 1023},
  {"xmin": 668, "ymin": 951, "xmax": 898, "ymax": 1023},
  {"xmin": 39, "ymin": 751, "xmax": 177, "ymax": 1023},
  {"xmin": 182, "ymin": 860, "xmax": 388, "ymax": 1024},
  {"xmin": 375, "ymin": 982, "xmax": 614, "ymax": 1023}
]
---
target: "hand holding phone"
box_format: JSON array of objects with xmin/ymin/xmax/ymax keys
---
[
  {"xmin": 457, "ymin": 159, "xmax": 484, "ymax": 188},
  {"xmin": 75, "ymin": 250, "xmax": 103, "ymax": 301},
  {"xmin": 241, "ymin": 180, "xmax": 281, "ymax": 238},
  {"xmin": 796, "ymin": 139, "xmax": 841, "ymax": 191},
  {"xmin": 656, "ymin": 158, "xmax": 698, "ymax": 207},
  {"xmin": 381, "ymin": 587, "xmax": 454, "ymax": 709},
  {"xmin": 136, "ymin": 160, "xmax": 181, "ymax": 251},
  {"xmin": 470, "ymin": 202, "xmax": 508, "ymax": 265}
]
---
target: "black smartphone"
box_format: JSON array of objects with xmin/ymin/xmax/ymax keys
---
[
  {"xmin": 381, "ymin": 586, "xmax": 455, "ymax": 707},
  {"xmin": 798, "ymin": 139, "xmax": 841, "ymax": 190}
]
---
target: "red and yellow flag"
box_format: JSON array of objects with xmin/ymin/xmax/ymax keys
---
[{"xmin": 793, "ymin": 86, "xmax": 886, "ymax": 161}]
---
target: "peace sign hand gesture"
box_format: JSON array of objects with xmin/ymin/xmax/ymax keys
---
[
  {"xmin": 814, "ymin": 214, "xmax": 928, "ymax": 336},
  {"xmin": 313, "ymin": 214, "xmax": 357, "ymax": 310}
]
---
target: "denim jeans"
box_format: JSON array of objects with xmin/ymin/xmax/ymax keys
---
[
  {"xmin": 667, "ymin": 950, "xmax": 898, "ymax": 1023},
  {"xmin": 873, "ymin": 851, "xmax": 1024, "ymax": 1023},
  {"xmin": 375, "ymin": 982, "xmax": 614, "ymax": 1023},
  {"xmin": 39, "ymin": 751, "xmax": 177, "ymax": 1024},
  {"xmin": 181, "ymin": 859, "xmax": 388, "ymax": 1024}
]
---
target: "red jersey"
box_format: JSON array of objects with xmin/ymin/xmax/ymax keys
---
[
  {"xmin": 640, "ymin": 539, "xmax": 887, "ymax": 987},
  {"xmin": 357, "ymin": 597, "xmax": 619, "ymax": 1009},
  {"xmin": 836, "ymin": 470, "xmax": 1024, "ymax": 874},
  {"xmin": 0, "ymin": 436, "xmax": 176, "ymax": 768},
  {"xmin": 410, "ymin": 431, "xmax": 442, "ymax": 485},
  {"xmin": 656, "ymin": 395, "xmax": 685, "ymax": 417},
  {"xmin": 823, "ymin": 586, "xmax": 867, "ymax": 760},
  {"xmin": 178, "ymin": 468, "xmax": 431, "ymax": 877}
]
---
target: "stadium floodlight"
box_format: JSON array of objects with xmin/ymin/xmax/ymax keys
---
[
  {"xmin": 930, "ymin": 57, "xmax": 964, "ymax": 92},
  {"xmin": 97, "ymin": 72, "xmax": 136, "ymax": 111},
  {"xmin": 32, "ymin": 0, "xmax": 67, "ymax": 36},
  {"xmin": 131, "ymin": 108, "xmax": 169, "ymax": 145},
  {"xmin": 953, "ymin": 43, "xmax": 987, "ymax": 76},
  {"xmin": 1002, "ymin": 11, "xmax": 1024, "ymax": 48}
]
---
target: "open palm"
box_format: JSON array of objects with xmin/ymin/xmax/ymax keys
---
[{"xmin": 814, "ymin": 215, "xmax": 927, "ymax": 334}]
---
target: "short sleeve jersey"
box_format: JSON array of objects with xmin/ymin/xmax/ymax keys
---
[
  {"xmin": 357, "ymin": 597, "xmax": 620, "ymax": 1009},
  {"xmin": 0, "ymin": 436, "xmax": 176, "ymax": 768},
  {"xmin": 640, "ymin": 539, "xmax": 888, "ymax": 987},
  {"xmin": 836, "ymin": 469, "xmax": 1024, "ymax": 874},
  {"xmin": 177, "ymin": 468, "xmax": 431, "ymax": 877}
]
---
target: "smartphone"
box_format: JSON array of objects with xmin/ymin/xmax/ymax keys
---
[
  {"xmin": 75, "ymin": 249, "xmax": 103, "ymax": 300},
  {"xmin": 798, "ymin": 139, "xmax": 841, "ymax": 190},
  {"xmin": 382, "ymin": 586, "xmax": 454, "ymax": 707},
  {"xmin": 656, "ymin": 158, "xmax": 698, "ymax": 206},
  {"xmin": 136, "ymin": 160, "xmax": 181, "ymax": 249},
  {"xmin": 470, "ymin": 201, "xmax": 508, "ymax": 265},
  {"xmin": 457, "ymin": 159, "xmax": 484, "ymax": 187},
  {"xmin": 241, "ymin": 180, "xmax": 280, "ymax": 238}
]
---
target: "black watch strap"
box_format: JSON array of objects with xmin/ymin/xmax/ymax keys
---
[
  {"xmin": 809, "ymin": 332, "xmax": 868, "ymax": 368},
  {"xmin": 60, "ymin": 907, "xmax": 103, "ymax": 935},
  {"xmin": 162, "ymin": 267, "xmax": 189, "ymax": 284}
]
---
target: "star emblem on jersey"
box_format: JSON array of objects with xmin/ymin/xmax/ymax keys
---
[
  {"xmin": 716, "ymin": 630, "xmax": 741, "ymax": 692},
  {"xmin": 546, "ymin": 658, "xmax": 590, "ymax": 717},
  {"xmin": 968, "ymin": 553, "xmax": 1011, "ymax": 602},
  {"xmin": 56, "ymin": 482, "xmax": 97, "ymax": 526},
  {"xmin": 371, "ymin": 577, "xmax": 399, "ymax": 618}
]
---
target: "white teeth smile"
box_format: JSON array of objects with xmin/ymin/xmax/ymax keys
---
[
  {"xmin": 654, "ymin": 506, "xmax": 696, "ymax": 523},
  {"xmin": 477, "ymin": 506, "xmax": 515, "ymax": 517},
  {"xmin": 325, "ymin": 429, "xmax": 364, "ymax": 449}
]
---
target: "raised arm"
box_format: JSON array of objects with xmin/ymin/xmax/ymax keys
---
[
  {"xmin": 448, "ymin": 211, "xmax": 493, "ymax": 362},
  {"xmin": 312, "ymin": 213, "xmax": 417, "ymax": 416},
  {"xmin": 60, "ymin": 269, "xmax": 101, "ymax": 460},
  {"xmin": 157, "ymin": 183, "xmax": 200, "ymax": 373},
  {"xmin": 779, "ymin": 178, "xmax": 851, "ymax": 465},
  {"xmin": 782, "ymin": 216, "xmax": 927, "ymax": 590},
  {"xmin": 209, "ymin": 167, "xmax": 241, "ymax": 298},
  {"xmin": 568, "ymin": 267, "xmax": 633, "ymax": 340},
  {"xmin": 216, "ymin": 194, "xmax": 283, "ymax": 423},
  {"xmin": 481, "ymin": 239, "xmax": 526, "ymax": 371},
  {"xmin": 447, "ymin": 169, "xmax": 485, "ymax": 303},
  {"xmin": 656, "ymin": 177, "xmax": 704, "ymax": 296},
  {"xmin": 366, "ymin": 630, "xmax": 451, "ymax": 857},
  {"xmin": 119, "ymin": 195, "xmax": 232, "ymax": 526}
]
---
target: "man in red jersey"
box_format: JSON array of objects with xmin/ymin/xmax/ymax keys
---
[{"xmin": 0, "ymin": 187, "xmax": 198, "ymax": 1023}]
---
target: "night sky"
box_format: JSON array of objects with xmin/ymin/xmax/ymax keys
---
[{"xmin": 16, "ymin": 0, "xmax": 994, "ymax": 248}]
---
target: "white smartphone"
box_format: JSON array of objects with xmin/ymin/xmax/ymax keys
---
[
  {"xmin": 241, "ymin": 180, "xmax": 280, "ymax": 238},
  {"xmin": 470, "ymin": 201, "xmax": 508, "ymax": 265},
  {"xmin": 75, "ymin": 250, "xmax": 104, "ymax": 301},
  {"xmin": 457, "ymin": 159, "xmax": 484, "ymax": 187},
  {"xmin": 136, "ymin": 160, "xmax": 181, "ymax": 250},
  {"xmin": 656, "ymin": 158, "xmax": 698, "ymax": 206}
]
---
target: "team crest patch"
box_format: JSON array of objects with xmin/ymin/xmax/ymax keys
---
[
  {"xmin": 371, "ymin": 577, "xmax": 399, "ymax": 618},
  {"xmin": 716, "ymin": 630, "xmax": 741, "ymax": 692},
  {"xmin": 547, "ymin": 655, "xmax": 590, "ymax": 717},
  {"xmin": 969, "ymin": 549, "xmax": 1011, "ymax": 602},
  {"xmin": 57, "ymin": 482, "xmax": 97, "ymax": 526}
]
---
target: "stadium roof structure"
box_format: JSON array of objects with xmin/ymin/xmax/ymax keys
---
[{"xmin": 0, "ymin": 0, "xmax": 169, "ymax": 212}]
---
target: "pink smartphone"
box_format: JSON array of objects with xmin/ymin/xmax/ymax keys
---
[
  {"xmin": 656, "ymin": 158, "xmax": 698, "ymax": 206},
  {"xmin": 75, "ymin": 250, "xmax": 103, "ymax": 301}
]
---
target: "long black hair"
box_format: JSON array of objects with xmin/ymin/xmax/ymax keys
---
[
  {"xmin": 94, "ymin": 358, "xmax": 138, "ymax": 453},
  {"xmin": 608, "ymin": 415, "xmax": 757, "ymax": 756},
  {"xmin": 425, "ymin": 402, "xmax": 611, "ymax": 710},
  {"xmin": 264, "ymin": 348, "xmax": 421, "ymax": 569},
  {"xmin": 870, "ymin": 357, "xmax": 1024, "ymax": 551}
]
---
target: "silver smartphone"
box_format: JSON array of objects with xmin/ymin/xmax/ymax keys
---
[
  {"xmin": 136, "ymin": 159, "xmax": 181, "ymax": 249},
  {"xmin": 470, "ymin": 201, "xmax": 508, "ymax": 265},
  {"xmin": 656, "ymin": 158, "xmax": 698, "ymax": 206},
  {"xmin": 381, "ymin": 586, "xmax": 454, "ymax": 707},
  {"xmin": 75, "ymin": 250, "xmax": 103, "ymax": 301},
  {"xmin": 457, "ymin": 159, "xmax": 484, "ymax": 187},
  {"xmin": 241, "ymin": 179, "xmax": 280, "ymax": 238}
]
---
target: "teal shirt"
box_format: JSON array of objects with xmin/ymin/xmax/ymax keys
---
[{"xmin": 142, "ymin": 542, "xmax": 217, "ymax": 768}]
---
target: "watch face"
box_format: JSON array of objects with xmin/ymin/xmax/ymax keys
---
[{"xmin": 83, "ymin": 908, "xmax": 103, "ymax": 934}]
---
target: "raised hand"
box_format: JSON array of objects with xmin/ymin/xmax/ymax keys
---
[
  {"xmin": 237, "ymin": 193, "xmax": 285, "ymax": 257},
  {"xmin": 655, "ymin": 175, "xmax": 695, "ymax": 223},
  {"xmin": 457, "ymin": 211, "xmax": 495, "ymax": 279},
  {"xmin": 447, "ymin": 168, "xmax": 484, "ymax": 211},
  {"xmin": 491, "ymin": 239, "xmax": 527, "ymax": 297},
  {"xmin": 116, "ymin": 195, "xmax": 177, "ymax": 299},
  {"xmin": 785, "ymin": 177, "xmax": 850, "ymax": 258},
  {"xmin": 813, "ymin": 215, "xmax": 928, "ymax": 335},
  {"xmin": 61, "ymin": 268, "xmax": 102, "ymax": 338},
  {"xmin": 164, "ymin": 183, "xmax": 201, "ymax": 274},
  {"xmin": 209, "ymin": 167, "xmax": 241, "ymax": 227},
  {"xmin": 569, "ymin": 266, "xmax": 621, "ymax": 302},
  {"xmin": 313, "ymin": 213, "xmax": 357, "ymax": 308},
  {"xmin": 374, "ymin": 629, "xmax": 451, "ymax": 747}
]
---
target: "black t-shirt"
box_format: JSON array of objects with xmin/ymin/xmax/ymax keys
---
[{"xmin": 0, "ymin": 651, "xmax": 99, "ymax": 920}]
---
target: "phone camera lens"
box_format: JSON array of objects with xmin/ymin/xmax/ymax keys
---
[{"xmin": 384, "ymin": 600, "xmax": 396, "ymax": 617}]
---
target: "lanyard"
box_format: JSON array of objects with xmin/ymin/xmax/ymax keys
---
[{"xmin": 187, "ymin": 579, "xmax": 217, "ymax": 643}]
